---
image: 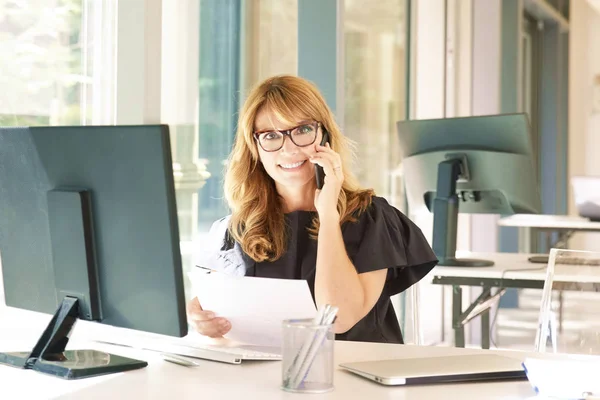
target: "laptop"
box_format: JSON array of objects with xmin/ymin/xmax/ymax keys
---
[
  {"xmin": 339, "ymin": 354, "xmax": 527, "ymax": 385},
  {"xmin": 571, "ymin": 176, "xmax": 600, "ymax": 221}
]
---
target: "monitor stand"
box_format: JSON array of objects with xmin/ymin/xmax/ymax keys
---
[
  {"xmin": 432, "ymin": 157, "xmax": 494, "ymax": 267},
  {"xmin": 0, "ymin": 296, "xmax": 147, "ymax": 379}
]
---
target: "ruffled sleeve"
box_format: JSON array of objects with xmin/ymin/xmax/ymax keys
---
[
  {"xmin": 342, "ymin": 196, "xmax": 438, "ymax": 296},
  {"xmin": 193, "ymin": 215, "xmax": 250, "ymax": 277}
]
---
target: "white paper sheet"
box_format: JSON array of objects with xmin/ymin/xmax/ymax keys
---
[
  {"xmin": 523, "ymin": 356, "xmax": 600, "ymax": 399},
  {"xmin": 191, "ymin": 270, "xmax": 317, "ymax": 347}
]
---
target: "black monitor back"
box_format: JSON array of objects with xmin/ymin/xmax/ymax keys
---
[
  {"xmin": 0, "ymin": 125, "xmax": 187, "ymax": 337},
  {"xmin": 397, "ymin": 113, "xmax": 541, "ymax": 215},
  {"xmin": 397, "ymin": 113, "xmax": 533, "ymax": 158},
  {"xmin": 396, "ymin": 113, "xmax": 541, "ymax": 267}
]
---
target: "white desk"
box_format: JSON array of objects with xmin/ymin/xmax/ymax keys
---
[
  {"xmin": 498, "ymin": 214, "xmax": 600, "ymax": 252},
  {"xmin": 0, "ymin": 307, "xmax": 562, "ymax": 400},
  {"xmin": 499, "ymin": 214, "xmax": 600, "ymax": 231},
  {"xmin": 435, "ymin": 251, "xmax": 600, "ymax": 283},
  {"xmin": 431, "ymin": 252, "xmax": 600, "ymax": 349}
]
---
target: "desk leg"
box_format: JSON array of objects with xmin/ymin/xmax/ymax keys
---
[
  {"xmin": 453, "ymin": 285, "xmax": 465, "ymax": 347},
  {"xmin": 481, "ymin": 308, "xmax": 490, "ymax": 349},
  {"xmin": 558, "ymin": 290, "xmax": 564, "ymax": 333},
  {"xmin": 518, "ymin": 227, "xmax": 533, "ymax": 253}
]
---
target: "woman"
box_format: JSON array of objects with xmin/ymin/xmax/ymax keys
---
[{"xmin": 188, "ymin": 75, "xmax": 438, "ymax": 343}]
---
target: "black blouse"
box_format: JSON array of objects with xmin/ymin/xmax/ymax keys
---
[{"xmin": 245, "ymin": 196, "xmax": 438, "ymax": 344}]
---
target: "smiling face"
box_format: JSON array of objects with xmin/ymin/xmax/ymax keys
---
[{"xmin": 254, "ymin": 107, "xmax": 323, "ymax": 191}]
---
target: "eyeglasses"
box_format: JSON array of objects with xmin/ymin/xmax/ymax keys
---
[{"xmin": 253, "ymin": 121, "xmax": 320, "ymax": 152}]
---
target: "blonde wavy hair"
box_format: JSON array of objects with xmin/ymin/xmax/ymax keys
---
[{"xmin": 224, "ymin": 75, "xmax": 374, "ymax": 262}]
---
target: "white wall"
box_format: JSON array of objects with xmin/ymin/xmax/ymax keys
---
[
  {"xmin": 116, "ymin": 0, "xmax": 162, "ymax": 124},
  {"xmin": 411, "ymin": 0, "xmax": 446, "ymax": 345},
  {"xmin": 582, "ymin": 8, "xmax": 600, "ymax": 251},
  {"xmin": 411, "ymin": 0, "xmax": 486, "ymax": 346},
  {"xmin": 413, "ymin": 0, "xmax": 446, "ymax": 122},
  {"xmin": 570, "ymin": 1, "xmax": 600, "ymax": 251},
  {"xmin": 412, "ymin": 0, "xmax": 503, "ymax": 252},
  {"xmin": 586, "ymin": 12, "xmax": 600, "ymax": 178},
  {"xmin": 470, "ymin": 0, "xmax": 502, "ymax": 254},
  {"xmin": 411, "ymin": 0, "xmax": 445, "ymax": 236}
]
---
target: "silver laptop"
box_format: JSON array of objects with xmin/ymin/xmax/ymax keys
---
[
  {"xmin": 339, "ymin": 354, "xmax": 527, "ymax": 385},
  {"xmin": 571, "ymin": 176, "xmax": 600, "ymax": 221}
]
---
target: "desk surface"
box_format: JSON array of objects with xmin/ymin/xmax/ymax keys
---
[
  {"xmin": 0, "ymin": 307, "xmax": 553, "ymax": 400},
  {"xmin": 435, "ymin": 252, "xmax": 600, "ymax": 284},
  {"xmin": 498, "ymin": 214, "xmax": 600, "ymax": 231}
]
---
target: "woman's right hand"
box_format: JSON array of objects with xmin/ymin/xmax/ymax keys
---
[{"xmin": 186, "ymin": 296, "xmax": 231, "ymax": 338}]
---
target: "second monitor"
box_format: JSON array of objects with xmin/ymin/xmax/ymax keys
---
[
  {"xmin": 0, "ymin": 125, "xmax": 187, "ymax": 379},
  {"xmin": 397, "ymin": 113, "xmax": 541, "ymax": 267}
]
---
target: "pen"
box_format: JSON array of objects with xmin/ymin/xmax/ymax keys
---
[
  {"xmin": 292, "ymin": 306, "xmax": 338, "ymax": 389},
  {"xmin": 195, "ymin": 265, "xmax": 217, "ymax": 273},
  {"xmin": 160, "ymin": 353, "xmax": 201, "ymax": 367},
  {"xmin": 284, "ymin": 307, "xmax": 328, "ymax": 386}
]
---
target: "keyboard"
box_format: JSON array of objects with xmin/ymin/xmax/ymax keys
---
[
  {"xmin": 152, "ymin": 342, "xmax": 281, "ymax": 365},
  {"xmin": 96, "ymin": 338, "xmax": 281, "ymax": 365},
  {"xmin": 200, "ymin": 344, "xmax": 282, "ymax": 360}
]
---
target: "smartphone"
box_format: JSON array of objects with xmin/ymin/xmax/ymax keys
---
[{"xmin": 315, "ymin": 130, "xmax": 330, "ymax": 190}]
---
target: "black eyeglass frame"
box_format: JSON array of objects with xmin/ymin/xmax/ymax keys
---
[{"xmin": 253, "ymin": 121, "xmax": 321, "ymax": 152}]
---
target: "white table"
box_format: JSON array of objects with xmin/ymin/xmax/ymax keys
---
[
  {"xmin": 0, "ymin": 307, "xmax": 564, "ymax": 400},
  {"xmin": 498, "ymin": 214, "xmax": 600, "ymax": 253},
  {"xmin": 431, "ymin": 252, "xmax": 600, "ymax": 349}
]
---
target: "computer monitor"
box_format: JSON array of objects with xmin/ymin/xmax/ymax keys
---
[
  {"xmin": 397, "ymin": 113, "xmax": 541, "ymax": 267},
  {"xmin": 0, "ymin": 125, "xmax": 187, "ymax": 379}
]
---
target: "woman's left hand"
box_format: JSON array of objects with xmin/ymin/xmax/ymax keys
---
[{"xmin": 310, "ymin": 143, "xmax": 343, "ymax": 219}]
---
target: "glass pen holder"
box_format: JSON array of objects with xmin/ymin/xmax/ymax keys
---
[{"xmin": 281, "ymin": 318, "xmax": 334, "ymax": 394}]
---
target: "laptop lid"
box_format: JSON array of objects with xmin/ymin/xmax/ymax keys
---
[{"xmin": 339, "ymin": 354, "xmax": 527, "ymax": 386}]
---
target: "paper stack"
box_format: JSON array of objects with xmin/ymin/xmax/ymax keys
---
[{"xmin": 191, "ymin": 270, "xmax": 317, "ymax": 347}]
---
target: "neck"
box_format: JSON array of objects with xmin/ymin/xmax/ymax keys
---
[{"xmin": 276, "ymin": 181, "xmax": 316, "ymax": 213}]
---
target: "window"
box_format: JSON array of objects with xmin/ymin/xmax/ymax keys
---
[
  {"xmin": 161, "ymin": 0, "xmax": 298, "ymax": 296},
  {"xmin": 255, "ymin": 0, "xmax": 298, "ymax": 79},
  {"xmin": 0, "ymin": 0, "xmax": 116, "ymax": 126},
  {"xmin": 193, "ymin": 0, "xmax": 298, "ymax": 234},
  {"xmin": 343, "ymin": 0, "xmax": 408, "ymax": 209}
]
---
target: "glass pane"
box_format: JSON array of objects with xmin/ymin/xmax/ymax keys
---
[
  {"xmin": 343, "ymin": 0, "xmax": 407, "ymax": 209},
  {"xmin": 198, "ymin": 0, "xmax": 298, "ymax": 235},
  {"xmin": 197, "ymin": 0, "xmax": 242, "ymax": 233},
  {"xmin": 254, "ymin": 0, "xmax": 298, "ymax": 81},
  {"xmin": 0, "ymin": 0, "xmax": 96, "ymax": 126},
  {"xmin": 196, "ymin": 0, "xmax": 298, "ymax": 225},
  {"xmin": 161, "ymin": 0, "xmax": 298, "ymax": 298}
]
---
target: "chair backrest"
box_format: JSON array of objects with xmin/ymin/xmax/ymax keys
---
[{"xmin": 535, "ymin": 248, "xmax": 600, "ymax": 355}]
